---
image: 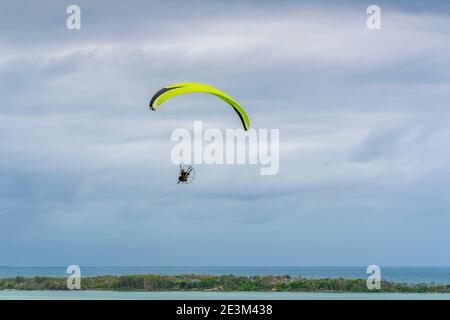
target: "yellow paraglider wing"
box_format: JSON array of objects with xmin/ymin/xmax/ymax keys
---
[{"xmin": 149, "ymin": 82, "xmax": 250, "ymax": 131}]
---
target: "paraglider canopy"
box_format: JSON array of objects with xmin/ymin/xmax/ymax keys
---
[{"xmin": 149, "ymin": 82, "xmax": 250, "ymax": 131}]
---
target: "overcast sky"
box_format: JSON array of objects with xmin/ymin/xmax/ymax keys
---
[{"xmin": 1, "ymin": 0, "xmax": 449, "ymax": 266}]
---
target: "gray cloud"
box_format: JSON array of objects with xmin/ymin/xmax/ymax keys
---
[{"xmin": 1, "ymin": 0, "xmax": 450, "ymax": 266}]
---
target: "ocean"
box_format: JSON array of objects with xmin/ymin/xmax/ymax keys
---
[{"xmin": 1, "ymin": 266, "xmax": 449, "ymax": 300}]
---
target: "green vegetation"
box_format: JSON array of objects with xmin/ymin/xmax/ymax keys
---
[{"xmin": 0, "ymin": 274, "xmax": 448, "ymax": 293}]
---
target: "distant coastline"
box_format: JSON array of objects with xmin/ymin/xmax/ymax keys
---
[
  {"xmin": 1, "ymin": 274, "xmax": 449, "ymax": 293},
  {"xmin": 1, "ymin": 266, "xmax": 449, "ymax": 284}
]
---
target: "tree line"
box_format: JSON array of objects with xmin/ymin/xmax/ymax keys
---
[{"xmin": 0, "ymin": 274, "xmax": 448, "ymax": 293}]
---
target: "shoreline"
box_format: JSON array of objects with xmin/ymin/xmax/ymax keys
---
[
  {"xmin": 1, "ymin": 274, "xmax": 449, "ymax": 293},
  {"xmin": 1, "ymin": 290, "xmax": 450, "ymax": 300}
]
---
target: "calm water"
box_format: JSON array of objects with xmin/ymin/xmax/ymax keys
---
[
  {"xmin": 0, "ymin": 291, "xmax": 449, "ymax": 300},
  {"xmin": 0, "ymin": 266, "xmax": 448, "ymax": 284}
]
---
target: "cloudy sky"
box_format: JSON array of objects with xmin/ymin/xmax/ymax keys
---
[{"xmin": 1, "ymin": 0, "xmax": 449, "ymax": 266}]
